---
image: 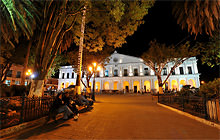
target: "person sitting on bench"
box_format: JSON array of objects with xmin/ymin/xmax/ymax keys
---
[{"xmin": 62, "ymin": 92, "xmax": 79, "ymax": 120}]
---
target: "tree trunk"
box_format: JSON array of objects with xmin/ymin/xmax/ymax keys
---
[
  {"xmin": 157, "ymin": 75, "xmax": 164, "ymax": 94},
  {"xmin": 21, "ymin": 40, "xmax": 32, "ymax": 85},
  {"xmin": 28, "ymin": 80, "xmax": 44, "ymax": 97},
  {"xmin": 75, "ymin": 4, "xmax": 87, "ymax": 94}
]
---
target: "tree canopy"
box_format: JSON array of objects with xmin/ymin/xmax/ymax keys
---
[
  {"xmin": 141, "ymin": 40, "xmax": 199, "ymax": 93},
  {"xmin": 172, "ymin": 0, "xmax": 220, "ymax": 37}
]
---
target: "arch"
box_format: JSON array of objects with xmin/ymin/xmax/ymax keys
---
[
  {"xmin": 123, "ymin": 81, "xmax": 129, "ymax": 89},
  {"xmin": 144, "ymin": 80, "xmax": 151, "ymax": 92},
  {"xmin": 133, "ymin": 81, "xmax": 140, "ymax": 92},
  {"xmin": 113, "ymin": 81, "xmax": 118, "ymax": 90},
  {"xmin": 123, "ymin": 81, "xmax": 129, "ymax": 92},
  {"xmin": 95, "ymin": 82, "xmax": 100, "ymax": 91},
  {"xmin": 61, "ymin": 82, "xmax": 64, "ymax": 89},
  {"xmin": 180, "ymin": 80, "xmax": 186, "ymax": 89},
  {"xmin": 70, "ymin": 82, "xmax": 74, "ymax": 86},
  {"xmin": 188, "ymin": 79, "xmax": 196, "ymax": 88},
  {"xmin": 104, "ymin": 81, "xmax": 109, "ymax": 90},
  {"xmin": 155, "ymin": 80, "xmax": 166, "ymax": 91},
  {"xmin": 65, "ymin": 82, "xmax": 69, "ymax": 88},
  {"xmin": 171, "ymin": 80, "xmax": 178, "ymax": 90}
]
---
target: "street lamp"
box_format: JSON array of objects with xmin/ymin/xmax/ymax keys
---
[
  {"xmin": 89, "ymin": 62, "xmax": 101, "ymax": 101},
  {"xmin": 26, "ymin": 69, "xmax": 33, "ymax": 85}
]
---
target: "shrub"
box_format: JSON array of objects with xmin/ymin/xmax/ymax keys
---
[
  {"xmin": 10, "ymin": 85, "xmax": 27, "ymax": 96},
  {"xmin": 0, "ymin": 84, "xmax": 11, "ymax": 97},
  {"xmin": 199, "ymin": 78, "xmax": 220, "ymax": 98}
]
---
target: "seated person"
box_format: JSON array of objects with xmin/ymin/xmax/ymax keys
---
[
  {"xmin": 49, "ymin": 92, "xmax": 74, "ymax": 120},
  {"xmin": 63, "ymin": 92, "xmax": 79, "ymax": 120}
]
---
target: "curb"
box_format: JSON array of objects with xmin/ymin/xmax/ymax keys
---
[
  {"xmin": 0, "ymin": 114, "xmax": 63, "ymax": 138},
  {"xmin": 157, "ymin": 103, "xmax": 220, "ymax": 129}
]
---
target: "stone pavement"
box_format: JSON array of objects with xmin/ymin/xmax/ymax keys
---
[{"xmin": 5, "ymin": 94, "xmax": 220, "ymax": 139}]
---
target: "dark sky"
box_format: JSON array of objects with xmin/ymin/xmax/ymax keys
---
[{"xmin": 116, "ymin": 1, "xmax": 219, "ymax": 82}]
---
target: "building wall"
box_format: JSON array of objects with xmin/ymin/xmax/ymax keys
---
[
  {"xmin": 4, "ymin": 64, "xmax": 28, "ymax": 86},
  {"xmin": 58, "ymin": 52, "xmax": 200, "ymax": 92}
]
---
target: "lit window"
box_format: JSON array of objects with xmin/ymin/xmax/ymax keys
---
[
  {"xmin": 114, "ymin": 70, "xmax": 118, "ymax": 76},
  {"xmin": 105, "ymin": 70, "xmax": 109, "ymax": 77},
  {"xmin": 5, "ymin": 80, "xmax": 11, "ymax": 86},
  {"xmin": 15, "ymin": 81, "xmax": 20, "ymax": 85}
]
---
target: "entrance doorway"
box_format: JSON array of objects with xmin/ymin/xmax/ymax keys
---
[
  {"xmin": 125, "ymin": 86, "xmax": 129, "ymax": 92},
  {"xmin": 134, "ymin": 86, "xmax": 137, "ymax": 93}
]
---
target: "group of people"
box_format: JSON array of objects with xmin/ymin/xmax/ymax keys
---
[{"xmin": 48, "ymin": 91, "xmax": 93, "ymax": 121}]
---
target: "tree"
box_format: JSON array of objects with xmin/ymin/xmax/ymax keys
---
[
  {"xmin": 141, "ymin": 40, "xmax": 199, "ymax": 94},
  {"xmin": 28, "ymin": 0, "xmax": 154, "ymax": 96},
  {"xmin": 0, "ymin": 0, "xmax": 39, "ymax": 85},
  {"xmin": 0, "ymin": 40, "xmax": 26, "ymax": 84},
  {"xmin": 197, "ymin": 34, "xmax": 220, "ymax": 67},
  {"xmin": 172, "ymin": 0, "xmax": 220, "ymax": 37},
  {"xmin": 0, "ymin": 0, "xmax": 38, "ymax": 47},
  {"xmin": 68, "ymin": 47, "xmax": 113, "ymax": 88}
]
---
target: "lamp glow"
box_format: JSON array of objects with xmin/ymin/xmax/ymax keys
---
[
  {"xmin": 89, "ymin": 67, "xmax": 93, "ymax": 71},
  {"xmin": 31, "ymin": 74, "xmax": 35, "ymax": 78},
  {"xmin": 97, "ymin": 66, "xmax": 101, "ymax": 71},
  {"xmin": 93, "ymin": 62, "xmax": 97, "ymax": 67}
]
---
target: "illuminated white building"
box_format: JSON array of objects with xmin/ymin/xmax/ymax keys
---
[{"xmin": 58, "ymin": 51, "xmax": 200, "ymax": 93}]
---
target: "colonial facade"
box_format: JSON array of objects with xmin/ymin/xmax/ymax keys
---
[{"xmin": 58, "ymin": 51, "xmax": 200, "ymax": 93}]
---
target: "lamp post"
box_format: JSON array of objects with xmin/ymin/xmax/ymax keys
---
[
  {"xmin": 26, "ymin": 69, "xmax": 33, "ymax": 85},
  {"xmin": 89, "ymin": 62, "xmax": 101, "ymax": 101}
]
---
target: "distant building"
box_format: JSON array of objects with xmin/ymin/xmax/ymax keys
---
[
  {"xmin": 58, "ymin": 51, "xmax": 200, "ymax": 93},
  {"xmin": 44, "ymin": 78, "xmax": 58, "ymax": 91},
  {"xmin": 4, "ymin": 65, "xmax": 58, "ymax": 90},
  {"xmin": 4, "ymin": 64, "xmax": 30, "ymax": 86}
]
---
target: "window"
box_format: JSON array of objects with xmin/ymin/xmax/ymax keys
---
[
  {"xmin": 96, "ymin": 71, "xmax": 100, "ymax": 77},
  {"xmin": 124, "ymin": 69, "xmax": 128, "ymax": 76},
  {"xmin": 114, "ymin": 69, "xmax": 118, "ymax": 76},
  {"xmin": 144, "ymin": 68, "xmax": 149, "ymax": 76},
  {"xmin": 188, "ymin": 66, "xmax": 192, "ymax": 74},
  {"xmin": 7, "ymin": 70, "xmax": 12, "ymax": 77},
  {"xmin": 163, "ymin": 68, "xmax": 167, "ymax": 75},
  {"xmin": 5, "ymin": 80, "xmax": 11, "ymax": 86},
  {"xmin": 62, "ymin": 73, "xmax": 65, "ymax": 79},
  {"xmin": 15, "ymin": 81, "xmax": 20, "ymax": 85},
  {"xmin": 72, "ymin": 72, "xmax": 74, "ymax": 78},
  {"xmin": 172, "ymin": 69, "xmax": 175, "ymax": 75},
  {"xmin": 179, "ymin": 67, "xmax": 184, "ymax": 75},
  {"xmin": 16, "ymin": 71, "xmax": 21, "ymax": 78},
  {"xmin": 25, "ymin": 81, "xmax": 28, "ymax": 86},
  {"xmin": 134, "ymin": 68, "xmax": 138, "ymax": 76},
  {"xmin": 105, "ymin": 70, "xmax": 109, "ymax": 77},
  {"xmin": 67, "ymin": 73, "xmax": 69, "ymax": 78}
]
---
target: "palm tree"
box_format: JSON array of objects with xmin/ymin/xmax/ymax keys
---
[
  {"xmin": 172, "ymin": 0, "xmax": 220, "ymax": 37},
  {"xmin": 0, "ymin": 0, "xmax": 38, "ymax": 45}
]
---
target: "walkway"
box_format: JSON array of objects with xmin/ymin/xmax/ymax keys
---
[{"xmin": 6, "ymin": 94, "xmax": 219, "ymax": 139}]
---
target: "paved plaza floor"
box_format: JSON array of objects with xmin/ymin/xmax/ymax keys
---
[{"xmin": 6, "ymin": 94, "xmax": 220, "ymax": 139}]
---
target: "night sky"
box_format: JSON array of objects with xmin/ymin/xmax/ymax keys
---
[{"xmin": 116, "ymin": 1, "xmax": 219, "ymax": 82}]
